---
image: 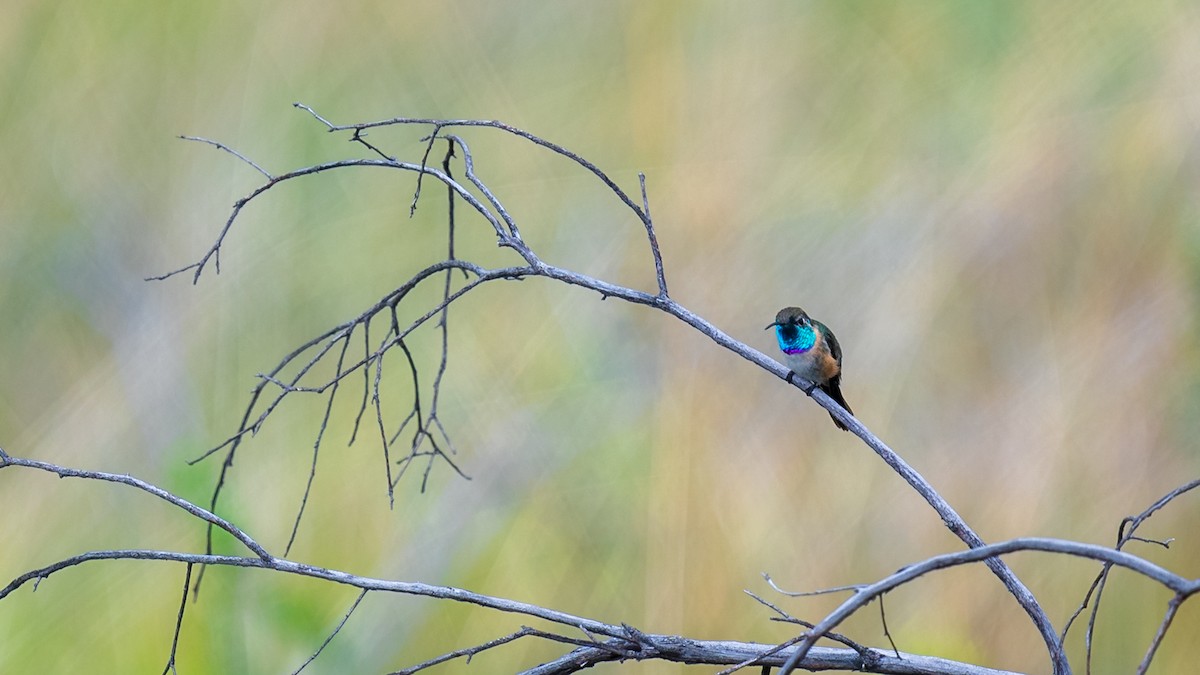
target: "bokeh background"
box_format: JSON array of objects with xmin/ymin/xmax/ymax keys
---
[{"xmin": 1, "ymin": 2, "xmax": 1198, "ymax": 673}]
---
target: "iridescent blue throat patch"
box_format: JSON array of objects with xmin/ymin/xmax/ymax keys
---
[{"xmin": 776, "ymin": 324, "xmax": 815, "ymax": 354}]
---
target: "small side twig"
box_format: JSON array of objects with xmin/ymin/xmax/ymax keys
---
[
  {"xmin": 638, "ymin": 172, "xmax": 668, "ymax": 298},
  {"xmin": 1060, "ymin": 477, "xmax": 1200, "ymax": 674},
  {"xmin": 0, "ymin": 454, "xmax": 269, "ymax": 561},
  {"xmin": 159, "ymin": 562, "xmax": 193, "ymax": 675},
  {"xmin": 284, "ymin": 329, "xmax": 355, "ymax": 556},
  {"xmin": 743, "ymin": 590, "xmax": 873, "ymax": 659},
  {"xmin": 778, "ymin": 537, "xmax": 1200, "ymax": 675},
  {"xmin": 290, "ymin": 589, "xmax": 369, "ymax": 675},
  {"xmin": 1136, "ymin": 594, "xmax": 1184, "ymax": 675},
  {"xmin": 390, "ymin": 626, "xmax": 540, "ymax": 674},
  {"xmin": 409, "ymin": 125, "xmax": 444, "ymax": 216},
  {"xmin": 178, "ymin": 135, "xmax": 274, "ymax": 180}
]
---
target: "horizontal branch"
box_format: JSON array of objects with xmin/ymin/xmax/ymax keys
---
[
  {"xmin": 522, "ymin": 637, "xmax": 1023, "ymax": 675},
  {"xmin": 4, "ymin": 449, "xmax": 1194, "ymax": 674},
  {"xmin": 2, "ymin": 547, "xmax": 1019, "ymax": 675}
]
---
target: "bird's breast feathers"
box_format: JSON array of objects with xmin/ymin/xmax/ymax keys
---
[{"xmin": 783, "ymin": 329, "xmax": 839, "ymax": 384}]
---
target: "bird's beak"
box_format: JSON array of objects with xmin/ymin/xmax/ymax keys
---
[{"xmin": 764, "ymin": 322, "xmax": 779, "ymax": 331}]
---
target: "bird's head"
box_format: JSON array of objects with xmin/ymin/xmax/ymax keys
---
[
  {"xmin": 765, "ymin": 306, "xmax": 811, "ymax": 332},
  {"xmin": 766, "ymin": 306, "xmax": 815, "ymax": 354}
]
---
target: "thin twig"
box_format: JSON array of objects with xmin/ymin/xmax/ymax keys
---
[
  {"xmin": 372, "ymin": 334, "xmax": 395, "ymax": 508},
  {"xmin": 285, "ymin": 329, "xmax": 355, "ymax": 556},
  {"xmin": 159, "ymin": 562, "xmax": 193, "ymax": 675},
  {"xmin": 778, "ymin": 537, "xmax": 1200, "ymax": 674},
  {"xmin": 293, "ymin": 106, "xmax": 651, "ymax": 230},
  {"xmin": 0, "ymin": 454, "xmax": 269, "ymax": 560},
  {"xmin": 146, "ymin": 157, "xmax": 508, "ymax": 283},
  {"xmin": 638, "ymin": 172, "xmax": 668, "ymax": 298},
  {"xmin": 1136, "ymin": 594, "xmax": 1183, "ymax": 675},
  {"xmin": 290, "ymin": 589, "xmax": 368, "ymax": 674},
  {"xmin": 743, "ymin": 590, "xmax": 872, "ymax": 656},
  {"xmin": 390, "ymin": 626, "xmax": 539, "ymax": 674},
  {"xmin": 878, "ymin": 595, "xmax": 900, "ymax": 659},
  {"xmin": 764, "ymin": 573, "xmax": 865, "ymax": 597},
  {"xmin": 1062, "ymin": 478, "xmax": 1200, "ymax": 674},
  {"xmin": 409, "ymin": 125, "xmax": 444, "ymax": 216},
  {"xmin": 179, "ymin": 135, "xmax": 274, "ymax": 180},
  {"xmin": 443, "ymin": 134, "xmax": 524, "ymax": 245}
]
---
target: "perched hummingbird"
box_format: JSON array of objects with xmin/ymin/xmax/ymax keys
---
[{"xmin": 766, "ymin": 307, "xmax": 853, "ymax": 431}]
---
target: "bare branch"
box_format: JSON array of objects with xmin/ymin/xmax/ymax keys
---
[
  {"xmin": 7, "ymin": 449, "xmax": 1195, "ymax": 673},
  {"xmin": 372, "ymin": 332, "xmax": 396, "ymax": 507},
  {"xmin": 638, "ymin": 172, "xmax": 668, "ymax": 298},
  {"xmin": 764, "ymin": 573, "xmax": 865, "ymax": 597},
  {"xmin": 0, "ymin": 451, "xmax": 1042, "ymax": 675},
  {"xmin": 164, "ymin": 110, "xmax": 1197, "ymax": 672},
  {"xmin": 1060, "ymin": 477, "xmax": 1200, "ymax": 673},
  {"xmin": 778, "ymin": 537, "xmax": 1200, "ymax": 674},
  {"xmin": 742, "ymin": 590, "xmax": 872, "ymax": 657},
  {"xmin": 292, "ymin": 102, "xmax": 337, "ymax": 129},
  {"xmin": 0, "ymin": 453, "xmax": 269, "ymax": 560},
  {"xmin": 1136, "ymin": 593, "xmax": 1183, "ymax": 675},
  {"xmin": 284, "ymin": 329, "xmax": 355, "ymax": 556},
  {"xmin": 147, "ymin": 157, "xmax": 512, "ymax": 284},
  {"xmin": 290, "ymin": 589, "xmax": 368, "ymax": 675},
  {"xmin": 179, "ymin": 135, "xmax": 274, "ymax": 180},
  {"xmin": 408, "ymin": 126, "xmax": 444, "ymax": 216},
  {"xmin": 444, "ymin": 134, "xmax": 524, "ymax": 244},
  {"xmin": 529, "ymin": 254, "xmax": 1071, "ymax": 670},
  {"xmin": 159, "ymin": 562, "xmax": 192, "ymax": 675},
  {"xmin": 388, "ymin": 626, "xmax": 625, "ymax": 675},
  {"xmin": 180, "ymin": 260, "xmax": 528, "ymax": 592},
  {"xmin": 519, "ymin": 634, "xmax": 1022, "ymax": 675},
  {"xmin": 292, "ymin": 104, "xmax": 652, "ymax": 230}
]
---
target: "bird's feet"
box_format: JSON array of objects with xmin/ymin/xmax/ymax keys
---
[{"xmin": 786, "ymin": 371, "xmax": 818, "ymax": 395}]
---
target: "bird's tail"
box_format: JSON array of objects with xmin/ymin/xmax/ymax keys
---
[{"xmin": 821, "ymin": 383, "xmax": 853, "ymax": 431}]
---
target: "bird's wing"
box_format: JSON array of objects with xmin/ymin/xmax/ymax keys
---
[{"xmin": 814, "ymin": 320, "xmax": 842, "ymax": 366}]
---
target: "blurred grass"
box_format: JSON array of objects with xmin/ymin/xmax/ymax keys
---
[{"xmin": 1, "ymin": 1, "xmax": 1198, "ymax": 673}]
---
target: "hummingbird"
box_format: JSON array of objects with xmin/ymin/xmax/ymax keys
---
[{"xmin": 766, "ymin": 307, "xmax": 853, "ymax": 431}]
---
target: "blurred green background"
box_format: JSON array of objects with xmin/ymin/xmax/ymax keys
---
[{"xmin": 1, "ymin": 1, "xmax": 1198, "ymax": 673}]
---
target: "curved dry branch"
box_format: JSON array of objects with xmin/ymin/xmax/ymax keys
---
[
  {"xmin": 1060, "ymin": 478, "xmax": 1200, "ymax": 674},
  {"xmin": 292, "ymin": 103, "xmax": 651, "ymax": 228},
  {"xmin": 0, "ymin": 452, "xmax": 269, "ymax": 560},
  {"xmin": 158, "ymin": 108, "xmax": 1071, "ymax": 669},
  {"xmin": 778, "ymin": 537, "xmax": 1200, "ymax": 674},
  {"xmin": 146, "ymin": 153, "xmax": 516, "ymax": 285},
  {"xmin": 294, "ymin": 103, "xmax": 665, "ymax": 292}
]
